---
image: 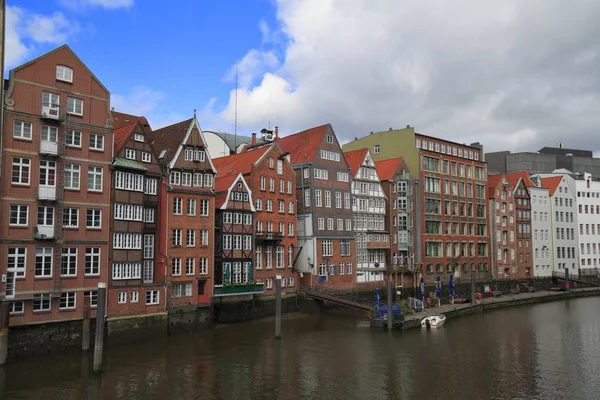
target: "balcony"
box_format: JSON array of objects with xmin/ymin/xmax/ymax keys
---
[
  {"xmin": 255, "ymin": 232, "xmax": 284, "ymax": 242},
  {"xmin": 213, "ymin": 283, "xmax": 264, "ymax": 297},
  {"xmin": 41, "ymin": 105, "xmax": 60, "ymax": 120},
  {"xmin": 38, "ymin": 185, "xmax": 56, "ymax": 201},
  {"xmin": 35, "ymin": 225, "xmax": 55, "ymax": 240},
  {"xmin": 39, "ymin": 140, "xmax": 58, "ymax": 156}
]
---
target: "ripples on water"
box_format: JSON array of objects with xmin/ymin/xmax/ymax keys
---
[{"xmin": 2, "ymin": 297, "xmax": 600, "ymax": 399}]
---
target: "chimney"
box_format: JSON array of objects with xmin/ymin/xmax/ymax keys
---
[
  {"xmin": 251, "ymin": 132, "xmax": 257, "ymax": 146},
  {"xmin": 275, "ymin": 126, "xmax": 279, "ymax": 139}
]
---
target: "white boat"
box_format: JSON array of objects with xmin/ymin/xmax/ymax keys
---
[{"xmin": 421, "ymin": 314, "xmax": 446, "ymax": 328}]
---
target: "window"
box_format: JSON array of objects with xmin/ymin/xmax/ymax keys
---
[
  {"xmin": 143, "ymin": 234, "xmax": 155, "ymax": 260},
  {"xmin": 186, "ymin": 229, "xmax": 196, "ymax": 247},
  {"xmin": 204, "ymin": 174, "xmax": 213, "ymax": 188},
  {"xmin": 182, "ymin": 173, "xmax": 192, "ymax": 186},
  {"xmin": 341, "ymin": 240, "xmax": 350, "ymax": 256},
  {"xmin": 9, "ymin": 302, "xmax": 24, "ymax": 314},
  {"xmin": 173, "ymin": 197, "xmax": 183, "ymax": 215},
  {"xmin": 66, "ymin": 130, "xmax": 82, "ymax": 147},
  {"xmin": 200, "ymin": 230, "xmax": 209, "ymax": 246},
  {"xmin": 374, "ymin": 144, "xmax": 380, "ymax": 154},
  {"xmin": 346, "ymin": 219, "xmax": 352, "ymax": 231},
  {"xmin": 316, "ymin": 190, "xmax": 322, "ymax": 207},
  {"xmin": 266, "ymin": 199, "xmax": 273, "ymax": 212},
  {"xmin": 172, "ymin": 229, "xmax": 182, "ymax": 246},
  {"xmin": 125, "ymin": 149, "xmax": 136, "ymax": 160},
  {"xmin": 344, "ymin": 193, "xmax": 350, "ymax": 209},
  {"xmin": 201, "ymin": 199, "xmax": 209, "ymax": 216},
  {"xmin": 33, "ymin": 294, "xmax": 51, "ymax": 312},
  {"xmin": 85, "ymin": 248, "xmax": 101, "ymax": 275},
  {"xmin": 113, "ymin": 233, "xmax": 142, "ymax": 249},
  {"xmin": 9, "ymin": 205, "xmax": 28, "ymax": 226},
  {"xmin": 187, "ymin": 198, "xmax": 196, "ymax": 216},
  {"xmin": 244, "ymin": 235, "xmax": 252, "ymax": 250},
  {"xmin": 269, "ymin": 177, "xmax": 275, "ymax": 192},
  {"xmin": 327, "ymin": 135, "xmax": 333, "ymax": 144},
  {"xmin": 7, "ymin": 247, "xmax": 27, "ymax": 278},
  {"xmin": 87, "ymin": 166, "xmax": 103, "ymax": 191},
  {"xmin": 318, "ymin": 218, "xmax": 325, "ymax": 230},
  {"xmin": 86, "ymin": 209, "xmax": 101, "ymax": 228},
  {"xmin": 172, "ymin": 257, "xmax": 182, "ymax": 276},
  {"xmin": 277, "ymin": 159, "xmax": 283, "ymax": 175},
  {"xmin": 256, "ymin": 198, "xmax": 263, "ymax": 211},
  {"xmin": 244, "ymin": 214, "xmax": 252, "ymax": 225},
  {"xmin": 67, "ymin": 97, "xmax": 83, "ymax": 115},
  {"xmin": 118, "ymin": 292, "xmax": 127, "ymax": 304},
  {"xmin": 141, "ymin": 152, "xmax": 151, "ymax": 163},
  {"xmin": 327, "ymin": 218, "xmax": 334, "ymax": 230},
  {"xmin": 12, "ymin": 157, "xmax": 30, "ymax": 185},
  {"xmin": 146, "ymin": 290, "xmax": 160, "ymax": 305},
  {"xmin": 198, "ymin": 257, "xmax": 208, "ymax": 275},
  {"xmin": 185, "ymin": 257, "xmax": 195, "ymax": 275},
  {"xmin": 322, "ymin": 240, "xmax": 333, "ymax": 256},
  {"xmin": 266, "ymin": 247, "xmax": 273, "ymax": 268},
  {"xmin": 305, "ymin": 189, "xmax": 311, "ymax": 207},
  {"xmin": 276, "ymin": 246, "xmax": 285, "ymax": 268},
  {"xmin": 131, "ymin": 291, "xmax": 139, "ymax": 303},
  {"xmin": 144, "ymin": 178, "xmax": 157, "ymax": 195},
  {"xmin": 337, "ymin": 172, "xmax": 349, "ymax": 182},
  {"xmin": 314, "ymin": 169, "xmax": 328, "ymax": 180},
  {"xmin": 56, "ymin": 65, "xmax": 73, "ymax": 82},
  {"xmin": 325, "ymin": 191, "xmax": 331, "ymax": 208},
  {"xmin": 89, "ymin": 134, "xmax": 104, "ymax": 151},
  {"xmin": 13, "ymin": 120, "xmax": 32, "ymax": 139},
  {"xmin": 62, "ymin": 249, "xmax": 79, "ymax": 279},
  {"xmin": 35, "ymin": 248, "xmax": 53, "ymax": 277}
]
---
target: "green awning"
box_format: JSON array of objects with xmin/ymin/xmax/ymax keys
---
[{"xmin": 113, "ymin": 157, "xmax": 148, "ymax": 171}]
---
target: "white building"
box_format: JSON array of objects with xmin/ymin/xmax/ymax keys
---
[
  {"xmin": 534, "ymin": 173, "xmax": 579, "ymax": 275},
  {"xmin": 574, "ymin": 172, "xmax": 600, "ymax": 276},
  {"xmin": 529, "ymin": 176, "xmax": 553, "ymax": 277},
  {"xmin": 345, "ymin": 148, "xmax": 388, "ymax": 283}
]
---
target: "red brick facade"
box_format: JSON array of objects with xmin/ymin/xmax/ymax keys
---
[{"xmin": 0, "ymin": 46, "xmax": 111, "ymax": 324}]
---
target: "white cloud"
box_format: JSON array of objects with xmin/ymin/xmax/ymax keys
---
[
  {"xmin": 4, "ymin": 6, "xmax": 82, "ymax": 69},
  {"xmin": 111, "ymin": 85, "xmax": 187, "ymax": 129},
  {"xmin": 210, "ymin": 0, "xmax": 600, "ymax": 153},
  {"xmin": 59, "ymin": 0, "xmax": 134, "ymax": 11}
]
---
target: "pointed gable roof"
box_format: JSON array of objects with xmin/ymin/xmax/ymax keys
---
[
  {"xmin": 212, "ymin": 146, "xmax": 271, "ymax": 178},
  {"xmin": 541, "ymin": 176, "xmax": 563, "ymax": 196},
  {"xmin": 114, "ymin": 121, "xmax": 138, "ymax": 153},
  {"xmin": 214, "ymin": 173, "xmax": 256, "ymax": 211},
  {"xmin": 344, "ymin": 148, "xmax": 369, "ymax": 178},
  {"xmin": 275, "ymin": 124, "xmax": 330, "ymax": 164},
  {"xmin": 487, "ymin": 174, "xmax": 505, "ymax": 198},
  {"xmin": 375, "ymin": 157, "xmax": 405, "ymax": 181},
  {"xmin": 504, "ymin": 171, "xmax": 535, "ymax": 189},
  {"xmin": 148, "ymin": 118, "xmax": 193, "ymax": 164}
]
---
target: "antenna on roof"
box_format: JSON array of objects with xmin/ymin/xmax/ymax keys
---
[{"xmin": 234, "ymin": 68, "xmax": 238, "ymax": 151}]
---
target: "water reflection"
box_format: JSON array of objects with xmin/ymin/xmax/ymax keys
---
[{"xmin": 1, "ymin": 298, "xmax": 600, "ymax": 399}]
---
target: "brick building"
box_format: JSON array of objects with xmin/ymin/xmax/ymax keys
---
[
  {"xmin": 488, "ymin": 174, "xmax": 518, "ymax": 279},
  {"xmin": 343, "ymin": 128, "xmax": 491, "ymax": 283},
  {"xmin": 107, "ymin": 118, "xmax": 166, "ymax": 319},
  {"xmin": 1, "ymin": 45, "xmax": 112, "ymax": 323},
  {"xmin": 375, "ymin": 157, "xmax": 412, "ymax": 277},
  {"xmin": 276, "ymin": 124, "xmax": 356, "ymax": 289},
  {"xmin": 212, "ymin": 141, "xmax": 298, "ymax": 295},
  {"xmin": 213, "ymin": 172, "xmax": 260, "ymax": 297},
  {"xmin": 149, "ymin": 116, "xmax": 216, "ymax": 310},
  {"xmin": 344, "ymin": 149, "xmax": 388, "ymax": 284}
]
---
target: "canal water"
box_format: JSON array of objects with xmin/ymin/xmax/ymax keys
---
[{"xmin": 2, "ymin": 296, "xmax": 600, "ymax": 400}]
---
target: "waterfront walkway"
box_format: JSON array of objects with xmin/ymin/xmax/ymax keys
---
[{"xmin": 402, "ymin": 287, "xmax": 600, "ymax": 329}]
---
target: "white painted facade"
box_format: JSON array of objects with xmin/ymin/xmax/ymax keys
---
[
  {"xmin": 535, "ymin": 174, "xmax": 579, "ymax": 274},
  {"xmin": 528, "ymin": 177, "xmax": 553, "ymax": 277},
  {"xmin": 574, "ymin": 173, "xmax": 600, "ymax": 276},
  {"xmin": 352, "ymin": 150, "xmax": 387, "ymax": 283}
]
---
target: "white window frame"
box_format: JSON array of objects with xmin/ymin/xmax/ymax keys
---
[
  {"xmin": 86, "ymin": 209, "xmax": 102, "ymax": 228},
  {"xmin": 141, "ymin": 152, "xmax": 151, "ymax": 163},
  {"xmin": 11, "ymin": 157, "xmax": 31, "ymax": 185},
  {"xmin": 66, "ymin": 130, "xmax": 82, "ymax": 147},
  {"xmin": 87, "ymin": 166, "xmax": 103, "ymax": 192},
  {"xmin": 56, "ymin": 65, "xmax": 73, "ymax": 82},
  {"xmin": 13, "ymin": 120, "xmax": 32, "ymax": 140},
  {"xmin": 67, "ymin": 97, "xmax": 83, "ymax": 116},
  {"xmin": 89, "ymin": 133, "xmax": 104, "ymax": 151}
]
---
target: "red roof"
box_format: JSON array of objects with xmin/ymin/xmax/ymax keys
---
[
  {"xmin": 214, "ymin": 174, "xmax": 238, "ymax": 193},
  {"xmin": 487, "ymin": 174, "xmax": 504, "ymax": 198},
  {"xmin": 113, "ymin": 121, "xmax": 137, "ymax": 153},
  {"xmin": 504, "ymin": 171, "xmax": 535, "ymax": 188},
  {"xmin": 541, "ymin": 176, "xmax": 563, "ymax": 196},
  {"xmin": 212, "ymin": 146, "xmax": 271, "ymax": 178},
  {"xmin": 344, "ymin": 148, "xmax": 368, "ymax": 177},
  {"xmin": 275, "ymin": 124, "xmax": 329, "ymax": 164},
  {"xmin": 112, "ymin": 111, "xmax": 151, "ymax": 130},
  {"xmin": 148, "ymin": 118, "xmax": 193, "ymax": 164},
  {"xmin": 375, "ymin": 157, "xmax": 405, "ymax": 181}
]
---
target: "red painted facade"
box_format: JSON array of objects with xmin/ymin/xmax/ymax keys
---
[{"xmin": 0, "ymin": 46, "xmax": 112, "ymax": 324}]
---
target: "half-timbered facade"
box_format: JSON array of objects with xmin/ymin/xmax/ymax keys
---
[
  {"xmin": 213, "ymin": 173, "xmax": 260, "ymax": 296},
  {"xmin": 149, "ymin": 115, "xmax": 216, "ymax": 309},
  {"xmin": 107, "ymin": 120, "xmax": 166, "ymax": 319}
]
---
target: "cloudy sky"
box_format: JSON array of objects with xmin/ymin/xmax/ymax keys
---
[{"xmin": 5, "ymin": 0, "xmax": 600, "ymax": 153}]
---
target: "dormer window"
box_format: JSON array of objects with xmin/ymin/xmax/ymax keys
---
[
  {"xmin": 134, "ymin": 133, "xmax": 144, "ymax": 142},
  {"xmin": 56, "ymin": 65, "xmax": 73, "ymax": 83},
  {"xmin": 159, "ymin": 149, "xmax": 167, "ymax": 159}
]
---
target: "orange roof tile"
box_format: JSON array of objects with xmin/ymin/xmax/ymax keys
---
[
  {"xmin": 113, "ymin": 121, "xmax": 137, "ymax": 153},
  {"xmin": 504, "ymin": 171, "xmax": 535, "ymax": 188},
  {"xmin": 344, "ymin": 148, "xmax": 369, "ymax": 177},
  {"xmin": 275, "ymin": 124, "xmax": 330, "ymax": 164},
  {"xmin": 214, "ymin": 174, "xmax": 238, "ymax": 193},
  {"xmin": 375, "ymin": 157, "xmax": 405, "ymax": 181},
  {"xmin": 212, "ymin": 146, "xmax": 271, "ymax": 178},
  {"xmin": 541, "ymin": 176, "xmax": 563, "ymax": 196}
]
